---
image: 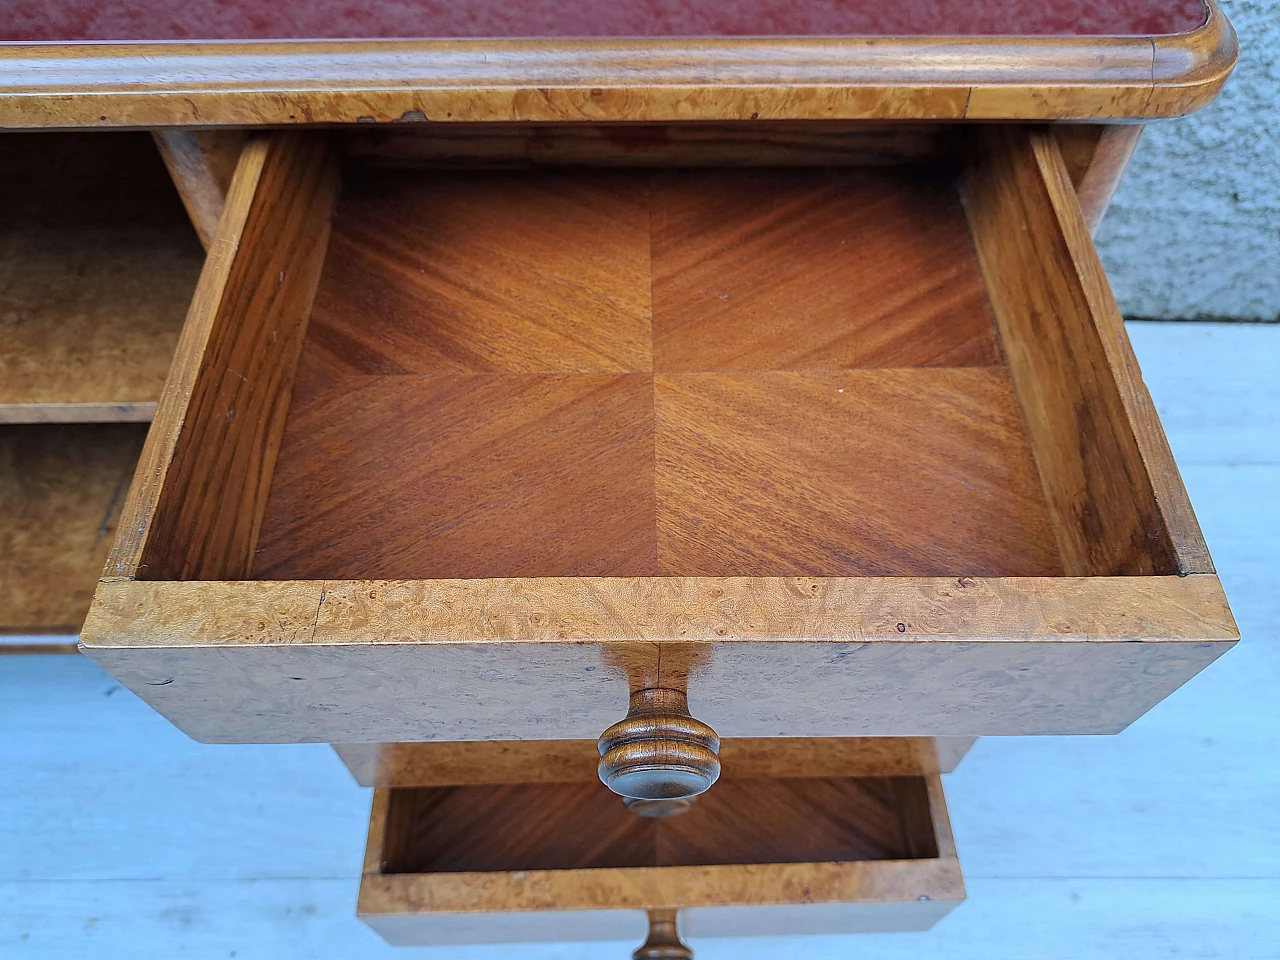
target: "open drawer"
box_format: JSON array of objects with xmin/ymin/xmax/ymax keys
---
[
  {"xmin": 358, "ymin": 737, "xmax": 962, "ymax": 948},
  {"xmin": 79, "ymin": 125, "xmax": 1236, "ymax": 744}
]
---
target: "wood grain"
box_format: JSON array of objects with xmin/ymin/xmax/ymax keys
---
[
  {"xmin": 1054, "ymin": 123, "xmax": 1145, "ymax": 235},
  {"xmin": 963, "ymin": 126, "xmax": 1210, "ymax": 576},
  {"xmin": 358, "ymin": 769, "xmax": 962, "ymax": 945},
  {"xmin": 331, "ymin": 737, "xmax": 971, "ymax": 789},
  {"xmin": 107, "ymin": 132, "xmax": 339, "ymax": 581},
  {"xmin": 296, "ymin": 169, "xmax": 652, "ymax": 380},
  {"xmin": 0, "ymin": 3, "xmax": 1236, "ymax": 128},
  {"xmin": 11, "ymin": 320, "xmax": 1272, "ymax": 956},
  {"xmin": 1054, "ymin": 124, "xmax": 1106, "ymax": 188},
  {"xmin": 254, "ymin": 375, "xmax": 657, "ymax": 579},
  {"xmin": 0, "ymin": 132, "xmax": 203, "ymax": 423},
  {"xmin": 634, "ymin": 909, "xmax": 690, "ymax": 960},
  {"xmin": 964, "ymin": 128, "xmax": 1169, "ymax": 576},
  {"xmin": 81, "ymin": 129, "xmax": 1236, "ymax": 747},
  {"xmin": 1, "ymin": 424, "xmax": 145, "ymax": 632},
  {"xmin": 378, "ymin": 777, "xmax": 934, "ymax": 873},
  {"xmin": 361, "ymin": 860, "xmax": 962, "ymax": 945},
  {"xmin": 1152, "ymin": 4, "xmax": 1242, "ymax": 120},
  {"xmin": 650, "ymin": 167, "xmax": 1000, "ymax": 371},
  {"xmin": 152, "ymin": 130, "xmax": 247, "ymax": 249},
  {"xmin": 655, "ymin": 370, "xmax": 1061, "ymax": 577},
  {"xmin": 1024, "ymin": 130, "xmax": 1216, "ymax": 575},
  {"xmin": 81, "ymin": 574, "xmax": 1235, "ymax": 742},
  {"xmin": 258, "ymin": 165, "xmax": 1049, "ymax": 581}
]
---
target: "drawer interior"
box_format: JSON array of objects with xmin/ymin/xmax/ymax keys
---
[
  {"xmin": 248, "ymin": 159, "xmax": 1064, "ymax": 582},
  {"xmin": 116, "ymin": 125, "xmax": 1201, "ymax": 589},
  {"xmin": 0, "ymin": 132, "xmax": 201, "ymax": 637},
  {"xmin": 377, "ymin": 776, "xmax": 938, "ymax": 874},
  {"xmin": 113, "ymin": 126, "xmax": 1200, "ymax": 586}
]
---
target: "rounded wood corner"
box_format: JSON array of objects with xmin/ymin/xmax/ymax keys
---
[{"xmin": 1146, "ymin": 0, "xmax": 1239, "ymax": 119}]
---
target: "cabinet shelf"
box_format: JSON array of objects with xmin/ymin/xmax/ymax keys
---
[
  {"xmin": 0, "ymin": 422, "xmax": 146, "ymax": 634},
  {"xmin": 0, "ymin": 132, "xmax": 203, "ymax": 424}
]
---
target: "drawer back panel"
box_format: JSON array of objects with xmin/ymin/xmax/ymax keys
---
[{"xmin": 378, "ymin": 777, "xmax": 938, "ymax": 874}]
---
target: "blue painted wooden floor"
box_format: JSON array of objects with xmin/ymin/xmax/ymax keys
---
[{"xmin": 2, "ymin": 322, "xmax": 1277, "ymax": 959}]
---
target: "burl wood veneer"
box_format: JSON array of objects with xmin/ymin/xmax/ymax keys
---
[{"xmin": 80, "ymin": 127, "xmax": 1236, "ymax": 744}]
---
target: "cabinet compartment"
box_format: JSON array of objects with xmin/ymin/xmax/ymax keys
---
[
  {"xmin": 0, "ymin": 132, "xmax": 202, "ymax": 424},
  {"xmin": 0, "ymin": 132, "xmax": 202, "ymax": 640},
  {"xmin": 1, "ymin": 423, "xmax": 144, "ymax": 637}
]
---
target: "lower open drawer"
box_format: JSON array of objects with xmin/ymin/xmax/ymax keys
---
[{"xmin": 359, "ymin": 752, "xmax": 962, "ymax": 947}]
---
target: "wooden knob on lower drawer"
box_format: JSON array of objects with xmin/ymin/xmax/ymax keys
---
[
  {"xmin": 633, "ymin": 909, "xmax": 692, "ymax": 960},
  {"xmin": 598, "ymin": 689, "xmax": 720, "ymax": 801}
]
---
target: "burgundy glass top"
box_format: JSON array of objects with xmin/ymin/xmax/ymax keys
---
[{"xmin": 3, "ymin": 0, "xmax": 1208, "ymax": 44}]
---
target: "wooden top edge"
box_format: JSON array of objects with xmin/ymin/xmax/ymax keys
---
[
  {"xmin": 0, "ymin": 2, "xmax": 1234, "ymax": 127},
  {"xmin": 357, "ymin": 851, "xmax": 964, "ymax": 915},
  {"xmin": 1147, "ymin": 0, "xmax": 1238, "ymax": 115},
  {"xmin": 82, "ymin": 574, "xmax": 1239, "ymax": 650}
]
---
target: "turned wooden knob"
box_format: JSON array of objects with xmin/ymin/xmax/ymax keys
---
[
  {"xmin": 598, "ymin": 689, "xmax": 720, "ymax": 801},
  {"xmin": 633, "ymin": 909, "xmax": 692, "ymax": 960}
]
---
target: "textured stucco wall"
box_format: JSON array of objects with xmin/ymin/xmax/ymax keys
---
[{"xmin": 1095, "ymin": 0, "xmax": 1279, "ymax": 320}]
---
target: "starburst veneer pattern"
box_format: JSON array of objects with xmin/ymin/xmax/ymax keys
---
[{"xmin": 253, "ymin": 165, "xmax": 1061, "ymax": 581}]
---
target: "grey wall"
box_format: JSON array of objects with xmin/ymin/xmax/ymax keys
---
[{"xmin": 1096, "ymin": 0, "xmax": 1279, "ymax": 321}]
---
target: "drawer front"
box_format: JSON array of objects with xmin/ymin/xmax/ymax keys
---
[
  {"xmin": 357, "ymin": 739, "xmax": 963, "ymax": 947},
  {"xmin": 79, "ymin": 125, "xmax": 1235, "ymax": 745}
]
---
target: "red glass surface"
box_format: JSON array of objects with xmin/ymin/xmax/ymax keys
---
[{"xmin": 1, "ymin": 0, "xmax": 1208, "ymax": 44}]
